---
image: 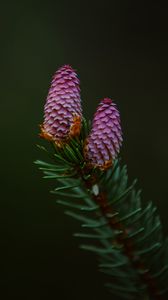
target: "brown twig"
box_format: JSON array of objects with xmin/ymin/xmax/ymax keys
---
[{"xmin": 80, "ymin": 169, "xmax": 165, "ymax": 300}]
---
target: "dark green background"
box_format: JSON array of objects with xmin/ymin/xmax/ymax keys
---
[{"xmin": 1, "ymin": 1, "xmax": 168, "ymax": 299}]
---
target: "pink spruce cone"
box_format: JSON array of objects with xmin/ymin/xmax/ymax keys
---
[
  {"xmin": 84, "ymin": 98, "xmax": 122, "ymax": 170},
  {"xmin": 40, "ymin": 65, "xmax": 82, "ymax": 146}
]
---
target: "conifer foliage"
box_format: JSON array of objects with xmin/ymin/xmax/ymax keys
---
[{"xmin": 35, "ymin": 65, "xmax": 168, "ymax": 299}]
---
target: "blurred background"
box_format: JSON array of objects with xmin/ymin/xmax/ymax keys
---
[{"xmin": 1, "ymin": 0, "xmax": 168, "ymax": 299}]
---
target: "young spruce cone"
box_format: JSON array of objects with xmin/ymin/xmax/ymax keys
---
[
  {"xmin": 40, "ymin": 65, "xmax": 82, "ymax": 147},
  {"xmin": 84, "ymin": 98, "xmax": 122, "ymax": 170}
]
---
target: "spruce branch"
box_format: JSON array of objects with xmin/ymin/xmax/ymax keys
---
[{"xmin": 35, "ymin": 65, "xmax": 168, "ymax": 300}]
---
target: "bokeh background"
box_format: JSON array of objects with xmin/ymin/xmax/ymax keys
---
[{"xmin": 1, "ymin": 0, "xmax": 168, "ymax": 299}]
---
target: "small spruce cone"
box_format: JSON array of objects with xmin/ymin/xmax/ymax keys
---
[
  {"xmin": 84, "ymin": 98, "xmax": 122, "ymax": 170},
  {"xmin": 40, "ymin": 65, "xmax": 82, "ymax": 146}
]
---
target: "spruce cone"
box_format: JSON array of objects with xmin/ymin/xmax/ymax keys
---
[
  {"xmin": 84, "ymin": 98, "xmax": 122, "ymax": 170},
  {"xmin": 40, "ymin": 65, "xmax": 82, "ymax": 146}
]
